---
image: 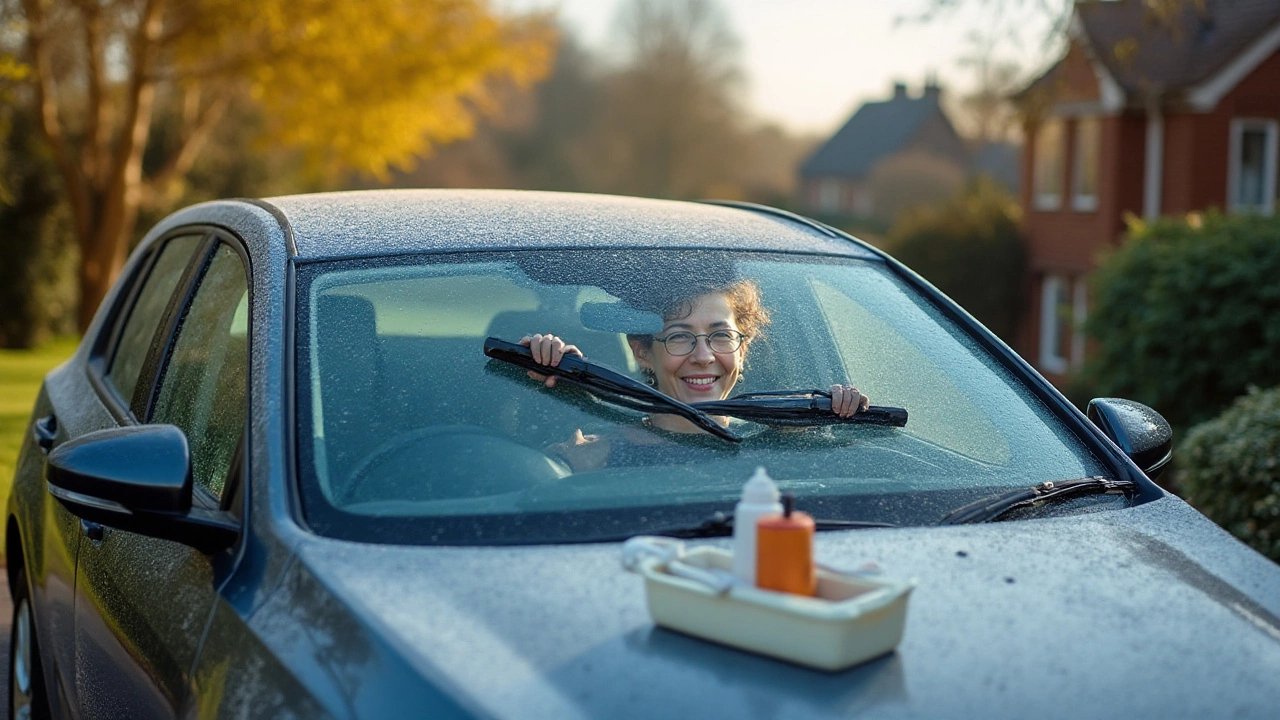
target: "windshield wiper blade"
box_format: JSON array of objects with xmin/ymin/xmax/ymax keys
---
[
  {"xmin": 484, "ymin": 337, "xmax": 740, "ymax": 442},
  {"xmin": 937, "ymin": 476, "xmax": 1137, "ymax": 525},
  {"xmin": 691, "ymin": 390, "xmax": 908, "ymax": 427},
  {"xmin": 655, "ymin": 510, "xmax": 897, "ymax": 539}
]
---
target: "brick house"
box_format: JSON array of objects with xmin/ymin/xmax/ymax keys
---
[
  {"xmin": 1015, "ymin": 0, "xmax": 1280, "ymax": 384},
  {"xmin": 798, "ymin": 80, "xmax": 971, "ymax": 218}
]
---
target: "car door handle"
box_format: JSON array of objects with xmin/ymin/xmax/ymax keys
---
[
  {"xmin": 33, "ymin": 414, "xmax": 57, "ymax": 453},
  {"xmin": 81, "ymin": 519, "xmax": 110, "ymax": 545}
]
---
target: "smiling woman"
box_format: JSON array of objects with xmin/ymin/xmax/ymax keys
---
[{"xmin": 523, "ymin": 280, "xmax": 868, "ymax": 471}]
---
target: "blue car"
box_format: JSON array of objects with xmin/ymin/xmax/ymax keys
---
[{"xmin": 8, "ymin": 190, "xmax": 1280, "ymax": 718}]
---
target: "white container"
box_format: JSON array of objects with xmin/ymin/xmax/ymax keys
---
[
  {"xmin": 731, "ymin": 466, "xmax": 782, "ymax": 585},
  {"xmin": 638, "ymin": 546, "xmax": 914, "ymax": 672}
]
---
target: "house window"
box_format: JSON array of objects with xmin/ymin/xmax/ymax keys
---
[
  {"xmin": 1072, "ymin": 117, "xmax": 1100, "ymax": 211},
  {"xmin": 1228, "ymin": 119, "xmax": 1278, "ymax": 215},
  {"xmin": 1039, "ymin": 274, "xmax": 1071, "ymax": 374},
  {"xmin": 1033, "ymin": 119, "xmax": 1064, "ymax": 211},
  {"xmin": 817, "ymin": 179, "xmax": 842, "ymax": 213}
]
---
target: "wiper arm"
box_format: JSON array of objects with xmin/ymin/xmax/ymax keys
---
[
  {"xmin": 691, "ymin": 390, "xmax": 908, "ymax": 427},
  {"xmin": 938, "ymin": 476, "xmax": 1137, "ymax": 525},
  {"xmin": 484, "ymin": 337, "xmax": 740, "ymax": 442},
  {"xmin": 655, "ymin": 510, "xmax": 897, "ymax": 539}
]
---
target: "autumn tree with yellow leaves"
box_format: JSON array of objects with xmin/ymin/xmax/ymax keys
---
[{"xmin": 5, "ymin": 0, "xmax": 554, "ymax": 330}]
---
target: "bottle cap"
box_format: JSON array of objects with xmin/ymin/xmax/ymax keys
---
[{"xmin": 741, "ymin": 466, "xmax": 779, "ymax": 504}]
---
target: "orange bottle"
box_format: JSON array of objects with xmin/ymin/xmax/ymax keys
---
[{"xmin": 755, "ymin": 493, "xmax": 817, "ymax": 596}]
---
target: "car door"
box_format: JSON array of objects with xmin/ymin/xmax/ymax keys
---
[
  {"xmin": 29, "ymin": 231, "xmax": 206, "ymax": 713},
  {"xmin": 72, "ymin": 236, "xmax": 250, "ymax": 717}
]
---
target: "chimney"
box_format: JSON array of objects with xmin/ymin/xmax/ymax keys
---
[
  {"xmin": 923, "ymin": 72, "xmax": 941, "ymax": 100},
  {"xmin": 892, "ymin": 81, "xmax": 908, "ymax": 100}
]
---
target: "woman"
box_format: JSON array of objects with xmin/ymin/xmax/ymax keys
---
[{"xmin": 521, "ymin": 280, "xmax": 869, "ymax": 471}]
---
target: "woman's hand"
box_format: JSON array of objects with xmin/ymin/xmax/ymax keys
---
[
  {"xmin": 520, "ymin": 333, "xmax": 583, "ymax": 388},
  {"xmin": 829, "ymin": 384, "xmax": 869, "ymax": 418}
]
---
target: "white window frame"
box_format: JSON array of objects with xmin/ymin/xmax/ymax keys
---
[
  {"xmin": 1071, "ymin": 277, "xmax": 1088, "ymax": 369},
  {"xmin": 1039, "ymin": 274, "xmax": 1069, "ymax": 374},
  {"xmin": 1072, "ymin": 117, "xmax": 1100, "ymax": 212},
  {"xmin": 1228, "ymin": 118, "xmax": 1278, "ymax": 215},
  {"xmin": 1033, "ymin": 119, "xmax": 1065, "ymax": 211}
]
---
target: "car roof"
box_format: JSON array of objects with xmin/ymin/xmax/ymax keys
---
[{"xmin": 260, "ymin": 189, "xmax": 880, "ymax": 261}]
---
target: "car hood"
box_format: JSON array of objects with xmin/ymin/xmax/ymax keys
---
[{"xmin": 292, "ymin": 494, "xmax": 1280, "ymax": 719}]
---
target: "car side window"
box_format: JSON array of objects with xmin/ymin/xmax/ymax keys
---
[
  {"xmin": 106, "ymin": 235, "xmax": 204, "ymax": 407},
  {"xmin": 150, "ymin": 242, "xmax": 249, "ymax": 500}
]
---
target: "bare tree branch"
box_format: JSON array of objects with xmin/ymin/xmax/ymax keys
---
[
  {"xmin": 19, "ymin": 0, "xmax": 92, "ymax": 242},
  {"xmin": 142, "ymin": 88, "xmax": 230, "ymax": 204}
]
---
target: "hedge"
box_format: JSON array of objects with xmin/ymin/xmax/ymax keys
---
[
  {"xmin": 1084, "ymin": 212, "xmax": 1280, "ymax": 432},
  {"xmin": 1177, "ymin": 386, "xmax": 1280, "ymax": 562}
]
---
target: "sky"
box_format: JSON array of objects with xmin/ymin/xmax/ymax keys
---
[{"xmin": 502, "ymin": 0, "xmax": 1060, "ymax": 136}]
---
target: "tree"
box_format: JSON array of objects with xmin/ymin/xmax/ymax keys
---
[
  {"xmin": 953, "ymin": 30, "xmax": 1024, "ymax": 144},
  {"xmin": 0, "ymin": 97, "xmax": 78, "ymax": 347},
  {"xmin": 885, "ymin": 180, "xmax": 1026, "ymax": 343},
  {"xmin": 907, "ymin": 0, "xmax": 1210, "ymax": 59},
  {"xmin": 4, "ymin": 0, "xmax": 554, "ymax": 331},
  {"xmin": 370, "ymin": 19, "xmax": 812, "ymax": 206},
  {"xmin": 590, "ymin": 0, "xmax": 746, "ymax": 199}
]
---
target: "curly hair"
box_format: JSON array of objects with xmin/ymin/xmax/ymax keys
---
[{"xmin": 632, "ymin": 279, "xmax": 771, "ymax": 354}]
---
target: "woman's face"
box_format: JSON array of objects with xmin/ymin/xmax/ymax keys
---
[{"xmin": 633, "ymin": 292, "xmax": 743, "ymax": 406}]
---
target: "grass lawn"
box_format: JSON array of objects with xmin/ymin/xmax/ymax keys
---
[{"xmin": 0, "ymin": 339, "xmax": 79, "ymax": 556}]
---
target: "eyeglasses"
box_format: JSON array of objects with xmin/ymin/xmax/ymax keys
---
[{"xmin": 652, "ymin": 329, "xmax": 746, "ymax": 356}]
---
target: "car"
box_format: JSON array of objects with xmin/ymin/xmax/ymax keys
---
[{"xmin": 8, "ymin": 189, "xmax": 1280, "ymax": 719}]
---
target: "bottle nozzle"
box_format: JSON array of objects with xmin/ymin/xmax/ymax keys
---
[
  {"xmin": 742, "ymin": 466, "xmax": 779, "ymax": 504},
  {"xmin": 781, "ymin": 492, "xmax": 795, "ymax": 518}
]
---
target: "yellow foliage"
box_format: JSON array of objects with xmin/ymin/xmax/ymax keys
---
[
  {"xmin": 0, "ymin": 54, "xmax": 30, "ymax": 82},
  {"xmin": 174, "ymin": 0, "xmax": 556, "ymax": 178}
]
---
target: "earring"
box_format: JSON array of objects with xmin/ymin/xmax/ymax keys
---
[{"xmin": 643, "ymin": 368, "xmax": 656, "ymax": 386}]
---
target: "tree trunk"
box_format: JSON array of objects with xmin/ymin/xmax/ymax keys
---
[{"xmin": 76, "ymin": 210, "xmax": 134, "ymax": 332}]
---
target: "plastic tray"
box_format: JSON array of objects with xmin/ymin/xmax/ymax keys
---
[{"xmin": 639, "ymin": 546, "xmax": 914, "ymax": 671}]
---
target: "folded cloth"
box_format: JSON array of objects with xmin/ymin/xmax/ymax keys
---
[{"xmin": 621, "ymin": 536, "xmax": 736, "ymax": 594}]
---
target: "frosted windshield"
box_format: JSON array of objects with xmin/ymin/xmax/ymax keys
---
[{"xmin": 295, "ymin": 250, "xmax": 1107, "ymax": 544}]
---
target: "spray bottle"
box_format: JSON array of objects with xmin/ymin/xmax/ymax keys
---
[{"xmin": 732, "ymin": 466, "xmax": 783, "ymax": 586}]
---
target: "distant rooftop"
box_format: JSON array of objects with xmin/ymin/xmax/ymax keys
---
[{"xmin": 800, "ymin": 81, "xmax": 947, "ymax": 180}]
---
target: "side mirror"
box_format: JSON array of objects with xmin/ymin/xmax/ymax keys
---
[
  {"xmin": 1086, "ymin": 398, "xmax": 1173, "ymax": 479},
  {"xmin": 46, "ymin": 425, "xmax": 238, "ymax": 554}
]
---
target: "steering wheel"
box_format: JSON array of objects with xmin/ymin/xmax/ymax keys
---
[{"xmin": 341, "ymin": 424, "xmax": 570, "ymax": 505}]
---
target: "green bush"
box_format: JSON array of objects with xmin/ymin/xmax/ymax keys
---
[
  {"xmin": 1085, "ymin": 212, "xmax": 1280, "ymax": 432},
  {"xmin": 885, "ymin": 180, "xmax": 1025, "ymax": 343},
  {"xmin": 1177, "ymin": 386, "xmax": 1280, "ymax": 562}
]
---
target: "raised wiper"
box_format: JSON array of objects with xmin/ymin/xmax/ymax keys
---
[
  {"xmin": 484, "ymin": 337, "xmax": 740, "ymax": 442},
  {"xmin": 692, "ymin": 390, "xmax": 908, "ymax": 427},
  {"xmin": 655, "ymin": 510, "xmax": 897, "ymax": 539},
  {"xmin": 937, "ymin": 476, "xmax": 1137, "ymax": 525}
]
